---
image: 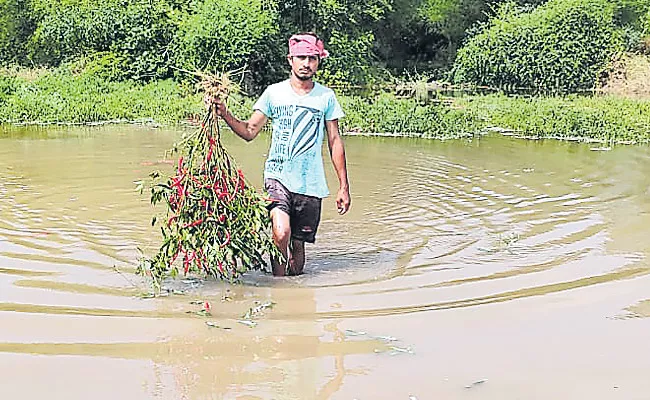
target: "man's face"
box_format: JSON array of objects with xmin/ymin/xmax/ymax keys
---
[{"xmin": 288, "ymin": 55, "xmax": 320, "ymax": 81}]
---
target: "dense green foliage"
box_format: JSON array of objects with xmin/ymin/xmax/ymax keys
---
[
  {"xmin": 1, "ymin": 0, "xmax": 649, "ymax": 92},
  {"xmin": 0, "ymin": 71, "xmax": 201, "ymax": 123},
  {"xmin": 1, "ymin": 0, "xmax": 650, "ymax": 144},
  {"xmin": 463, "ymin": 94, "xmax": 650, "ymax": 142},
  {"xmin": 172, "ymin": 0, "xmax": 279, "ymax": 91},
  {"xmin": 0, "ymin": 0, "xmax": 36, "ymax": 64},
  {"xmin": 29, "ymin": 0, "xmax": 179, "ymax": 81},
  {"xmin": 2, "ymin": 70, "xmax": 650, "ymax": 144},
  {"xmin": 453, "ymin": 0, "xmax": 621, "ymax": 93},
  {"xmin": 340, "ymin": 93, "xmax": 480, "ymax": 137}
]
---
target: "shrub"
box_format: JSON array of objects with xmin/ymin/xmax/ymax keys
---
[
  {"xmin": 0, "ymin": 74, "xmax": 19, "ymax": 105},
  {"xmin": 0, "ymin": 0, "xmax": 36, "ymax": 64},
  {"xmin": 172, "ymin": 0, "xmax": 279, "ymax": 91},
  {"xmin": 29, "ymin": 0, "xmax": 177, "ymax": 80},
  {"xmin": 463, "ymin": 94, "xmax": 650, "ymax": 142},
  {"xmin": 452, "ymin": 0, "xmax": 622, "ymax": 93},
  {"xmin": 339, "ymin": 93, "xmax": 482, "ymax": 138}
]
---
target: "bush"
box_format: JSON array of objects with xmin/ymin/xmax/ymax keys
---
[
  {"xmin": 29, "ymin": 0, "xmax": 177, "ymax": 80},
  {"xmin": 452, "ymin": 0, "xmax": 622, "ymax": 93},
  {"xmin": 463, "ymin": 94, "xmax": 650, "ymax": 142},
  {"xmin": 172, "ymin": 0, "xmax": 279, "ymax": 91},
  {"xmin": 339, "ymin": 93, "xmax": 482, "ymax": 138},
  {"xmin": 0, "ymin": 74, "xmax": 19, "ymax": 105},
  {"xmin": 0, "ymin": 0, "xmax": 36, "ymax": 64}
]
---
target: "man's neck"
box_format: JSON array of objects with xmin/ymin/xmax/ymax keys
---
[{"xmin": 289, "ymin": 74, "xmax": 314, "ymax": 95}]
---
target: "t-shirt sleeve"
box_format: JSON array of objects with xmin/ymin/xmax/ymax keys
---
[
  {"xmin": 325, "ymin": 93, "xmax": 345, "ymax": 121},
  {"xmin": 253, "ymin": 88, "xmax": 272, "ymax": 117}
]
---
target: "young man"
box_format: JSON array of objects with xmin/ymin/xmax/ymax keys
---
[{"xmin": 208, "ymin": 33, "xmax": 351, "ymax": 276}]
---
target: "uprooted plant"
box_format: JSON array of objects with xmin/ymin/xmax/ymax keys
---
[{"xmin": 138, "ymin": 71, "xmax": 281, "ymax": 290}]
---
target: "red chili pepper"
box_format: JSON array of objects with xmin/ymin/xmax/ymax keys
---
[
  {"xmin": 167, "ymin": 215, "xmax": 177, "ymax": 226},
  {"xmin": 218, "ymin": 214, "xmax": 226, "ymax": 224},
  {"xmin": 182, "ymin": 219, "xmax": 203, "ymax": 228},
  {"xmin": 183, "ymin": 251, "xmax": 190, "ymax": 274}
]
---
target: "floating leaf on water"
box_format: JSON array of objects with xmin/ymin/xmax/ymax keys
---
[
  {"xmin": 189, "ymin": 300, "xmax": 204, "ymax": 305},
  {"xmin": 221, "ymin": 294, "xmax": 233, "ymax": 302},
  {"xmin": 464, "ymin": 379, "xmax": 488, "ymax": 389},
  {"xmin": 205, "ymin": 321, "xmax": 231, "ymax": 330},
  {"xmin": 372, "ymin": 335, "xmax": 398, "ymax": 342},
  {"xmin": 389, "ymin": 346, "xmax": 414, "ymax": 355},
  {"xmin": 344, "ymin": 329, "xmax": 367, "ymax": 337},
  {"xmin": 186, "ymin": 310, "xmax": 211, "ymax": 317},
  {"xmin": 237, "ymin": 320, "xmax": 257, "ymax": 328},
  {"xmin": 242, "ymin": 301, "xmax": 275, "ymax": 319}
]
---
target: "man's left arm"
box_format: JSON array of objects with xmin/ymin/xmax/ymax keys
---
[{"xmin": 325, "ymin": 119, "xmax": 351, "ymax": 214}]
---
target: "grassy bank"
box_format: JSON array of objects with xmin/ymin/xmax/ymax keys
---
[
  {"xmin": 461, "ymin": 94, "xmax": 650, "ymax": 143},
  {"xmin": 2, "ymin": 69, "xmax": 650, "ymax": 144},
  {"xmin": 0, "ymin": 70, "xmax": 202, "ymax": 124}
]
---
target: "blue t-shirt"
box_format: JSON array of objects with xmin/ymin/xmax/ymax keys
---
[{"xmin": 253, "ymin": 80, "xmax": 345, "ymax": 198}]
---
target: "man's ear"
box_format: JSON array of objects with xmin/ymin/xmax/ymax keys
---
[{"xmin": 287, "ymin": 55, "xmax": 293, "ymax": 66}]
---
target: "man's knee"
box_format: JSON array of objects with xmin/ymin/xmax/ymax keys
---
[{"xmin": 272, "ymin": 224, "xmax": 291, "ymax": 244}]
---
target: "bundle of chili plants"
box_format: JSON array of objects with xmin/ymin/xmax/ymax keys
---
[{"xmin": 139, "ymin": 72, "xmax": 280, "ymax": 289}]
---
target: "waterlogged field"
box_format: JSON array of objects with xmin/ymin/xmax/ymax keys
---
[{"xmin": 1, "ymin": 125, "xmax": 650, "ymax": 399}]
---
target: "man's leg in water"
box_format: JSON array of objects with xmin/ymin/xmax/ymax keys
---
[
  {"xmin": 288, "ymin": 239, "xmax": 305, "ymax": 275},
  {"xmin": 270, "ymin": 207, "xmax": 291, "ymax": 276}
]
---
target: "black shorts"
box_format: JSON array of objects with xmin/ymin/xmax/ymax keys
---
[{"xmin": 264, "ymin": 179, "xmax": 322, "ymax": 243}]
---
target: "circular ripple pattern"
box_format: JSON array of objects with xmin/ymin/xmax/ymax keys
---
[{"xmin": 1, "ymin": 126, "xmax": 650, "ymax": 399}]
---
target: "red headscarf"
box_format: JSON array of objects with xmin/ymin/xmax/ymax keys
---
[{"xmin": 288, "ymin": 34, "xmax": 329, "ymax": 59}]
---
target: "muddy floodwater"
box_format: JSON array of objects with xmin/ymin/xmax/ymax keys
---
[{"xmin": 1, "ymin": 125, "xmax": 650, "ymax": 400}]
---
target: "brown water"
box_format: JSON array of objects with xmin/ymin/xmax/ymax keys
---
[{"xmin": 1, "ymin": 125, "xmax": 650, "ymax": 400}]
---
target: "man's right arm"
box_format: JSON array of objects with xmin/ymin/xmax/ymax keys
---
[{"xmin": 220, "ymin": 108, "xmax": 268, "ymax": 142}]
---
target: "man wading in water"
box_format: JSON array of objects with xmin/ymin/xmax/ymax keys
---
[{"xmin": 206, "ymin": 33, "xmax": 351, "ymax": 276}]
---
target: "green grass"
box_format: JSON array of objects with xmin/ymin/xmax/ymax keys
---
[
  {"xmin": 0, "ymin": 70, "xmax": 203, "ymax": 124},
  {"xmin": 2, "ymin": 69, "xmax": 650, "ymax": 144},
  {"xmin": 461, "ymin": 94, "xmax": 650, "ymax": 143}
]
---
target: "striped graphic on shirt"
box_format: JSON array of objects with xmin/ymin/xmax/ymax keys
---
[{"xmin": 290, "ymin": 105, "xmax": 322, "ymax": 160}]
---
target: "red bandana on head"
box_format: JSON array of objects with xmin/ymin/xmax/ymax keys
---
[{"xmin": 288, "ymin": 34, "xmax": 330, "ymax": 59}]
